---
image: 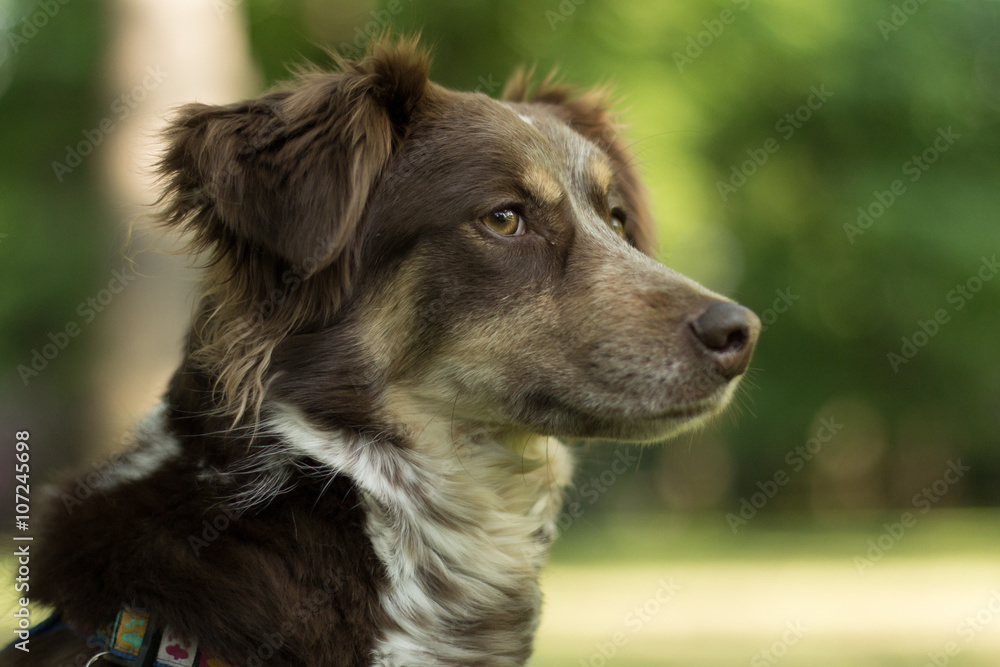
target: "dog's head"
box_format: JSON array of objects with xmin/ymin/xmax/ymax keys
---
[{"xmin": 159, "ymin": 38, "xmax": 759, "ymax": 443}]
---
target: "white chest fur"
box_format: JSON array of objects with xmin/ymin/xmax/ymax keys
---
[{"xmin": 268, "ymin": 404, "xmax": 574, "ymax": 666}]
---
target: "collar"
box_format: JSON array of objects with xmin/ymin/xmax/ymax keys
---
[{"xmin": 87, "ymin": 606, "xmax": 239, "ymax": 667}]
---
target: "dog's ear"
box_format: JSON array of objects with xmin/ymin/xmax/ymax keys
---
[
  {"xmin": 503, "ymin": 72, "xmax": 656, "ymax": 255},
  {"xmin": 158, "ymin": 39, "xmax": 430, "ymax": 279},
  {"xmin": 155, "ymin": 40, "xmax": 430, "ymax": 422}
]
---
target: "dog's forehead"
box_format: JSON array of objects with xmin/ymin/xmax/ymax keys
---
[
  {"xmin": 416, "ymin": 89, "xmax": 610, "ymax": 187},
  {"xmin": 502, "ymin": 99, "xmax": 612, "ymax": 185}
]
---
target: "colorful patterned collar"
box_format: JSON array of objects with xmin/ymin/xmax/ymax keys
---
[{"xmin": 87, "ymin": 606, "xmax": 238, "ymax": 667}]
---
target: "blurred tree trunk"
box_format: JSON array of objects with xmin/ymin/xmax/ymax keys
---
[{"xmin": 89, "ymin": 0, "xmax": 259, "ymax": 455}]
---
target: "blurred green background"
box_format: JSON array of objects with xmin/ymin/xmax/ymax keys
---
[{"xmin": 1, "ymin": 0, "xmax": 999, "ymax": 665}]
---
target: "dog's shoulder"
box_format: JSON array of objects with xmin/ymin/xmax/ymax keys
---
[{"xmin": 32, "ymin": 401, "xmax": 387, "ymax": 666}]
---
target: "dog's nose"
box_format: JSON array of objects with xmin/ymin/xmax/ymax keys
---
[{"xmin": 689, "ymin": 302, "xmax": 760, "ymax": 379}]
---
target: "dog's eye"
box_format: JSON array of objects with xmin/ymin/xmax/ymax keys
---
[
  {"xmin": 481, "ymin": 209, "xmax": 525, "ymax": 237},
  {"xmin": 610, "ymin": 210, "xmax": 628, "ymax": 240}
]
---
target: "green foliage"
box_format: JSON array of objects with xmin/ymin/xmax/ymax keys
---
[{"xmin": 0, "ymin": 0, "xmax": 111, "ymax": 388}]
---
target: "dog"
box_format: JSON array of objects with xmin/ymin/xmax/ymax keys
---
[{"xmin": 6, "ymin": 38, "xmax": 759, "ymax": 667}]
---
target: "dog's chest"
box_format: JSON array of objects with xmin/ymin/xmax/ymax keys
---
[
  {"xmin": 371, "ymin": 440, "xmax": 573, "ymax": 666},
  {"xmin": 272, "ymin": 410, "xmax": 573, "ymax": 666}
]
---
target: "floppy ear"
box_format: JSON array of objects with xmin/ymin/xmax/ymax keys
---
[
  {"xmin": 158, "ymin": 40, "xmax": 430, "ymax": 278},
  {"xmin": 155, "ymin": 40, "xmax": 430, "ymax": 423},
  {"xmin": 503, "ymin": 72, "xmax": 656, "ymax": 256}
]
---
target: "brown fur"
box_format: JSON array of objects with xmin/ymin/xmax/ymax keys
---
[
  {"xmin": 156, "ymin": 39, "xmax": 430, "ymax": 423},
  {"xmin": 503, "ymin": 70, "xmax": 656, "ymax": 253},
  {"xmin": 13, "ymin": 37, "xmax": 759, "ymax": 667},
  {"xmin": 29, "ymin": 372, "xmax": 388, "ymax": 664}
]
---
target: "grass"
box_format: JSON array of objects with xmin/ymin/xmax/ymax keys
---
[
  {"xmin": 3, "ymin": 509, "xmax": 999, "ymax": 665},
  {"xmin": 535, "ymin": 509, "xmax": 1000, "ymax": 666}
]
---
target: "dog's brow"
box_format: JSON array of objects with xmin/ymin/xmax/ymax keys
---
[
  {"xmin": 589, "ymin": 157, "xmax": 615, "ymax": 196},
  {"xmin": 523, "ymin": 166, "xmax": 564, "ymax": 207}
]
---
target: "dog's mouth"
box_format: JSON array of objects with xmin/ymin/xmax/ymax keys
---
[
  {"xmin": 652, "ymin": 399, "xmax": 720, "ymax": 421},
  {"xmin": 627, "ymin": 382, "xmax": 738, "ymax": 425},
  {"xmin": 601, "ymin": 393, "xmax": 737, "ymax": 442},
  {"xmin": 503, "ymin": 377, "xmax": 741, "ymax": 443}
]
